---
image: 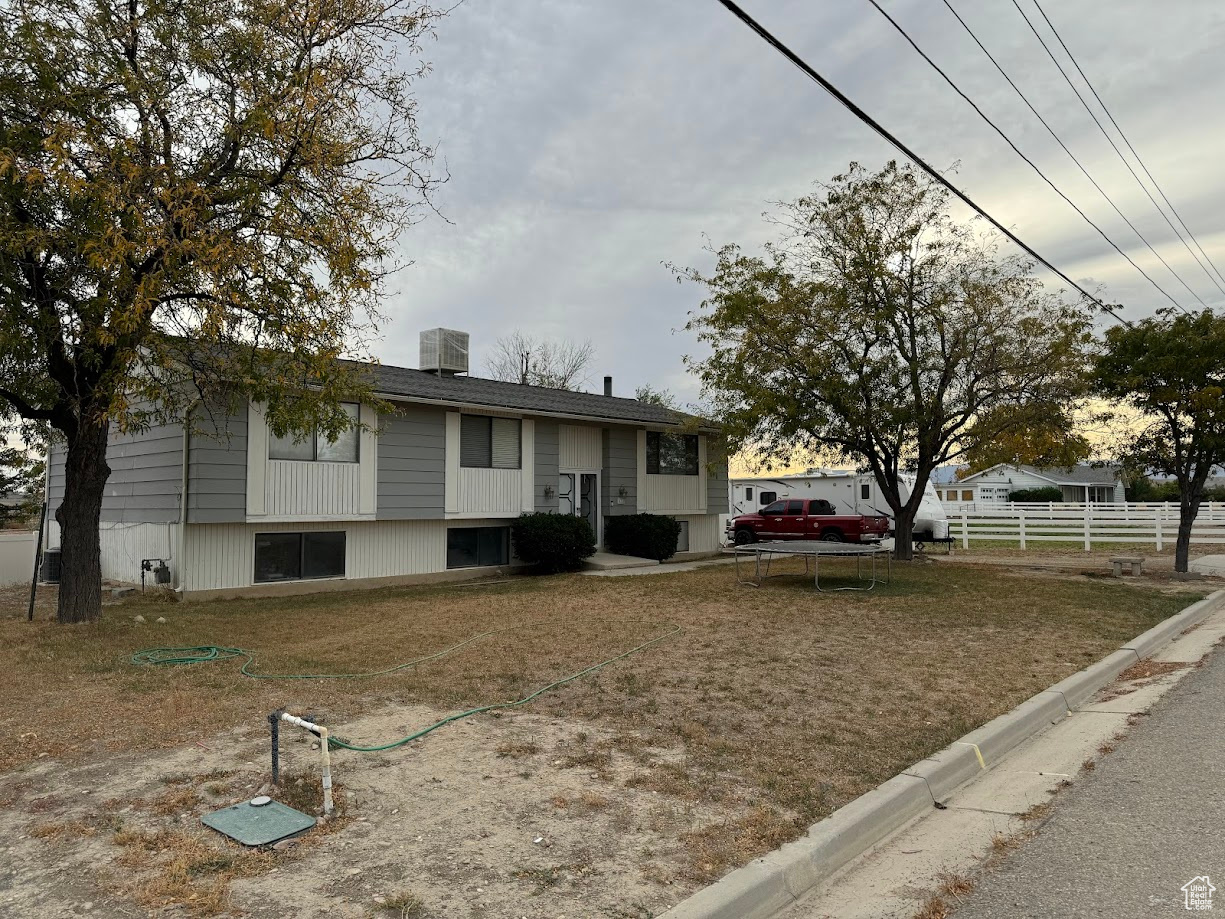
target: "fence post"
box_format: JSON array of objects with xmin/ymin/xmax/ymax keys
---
[
  {"xmin": 1156, "ymin": 513, "xmax": 1163, "ymax": 552},
  {"xmin": 961, "ymin": 511, "xmax": 969, "ymax": 550},
  {"xmin": 1083, "ymin": 504, "xmax": 1091, "ymax": 552},
  {"xmin": 1019, "ymin": 510, "xmax": 1026, "ymax": 550}
]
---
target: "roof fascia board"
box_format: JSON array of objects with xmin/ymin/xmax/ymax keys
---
[{"xmin": 373, "ymin": 390, "xmax": 716, "ymax": 432}]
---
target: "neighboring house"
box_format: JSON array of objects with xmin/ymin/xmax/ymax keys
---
[
  {"xmin": 44, "ymin": 330, "xmax": 728, "ymax": 598},
  {"xmin": 937, "ymin": 463, "xmax": 1124, "ymax": 504}
]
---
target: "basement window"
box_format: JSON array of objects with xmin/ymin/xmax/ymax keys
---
[
  {"xmin": 446, "ymin": 527, "xmax": 510, "ymax": 569},
  {"xmin": 254, "ymin": 531, "xmax": 346, "ymax": 583}
]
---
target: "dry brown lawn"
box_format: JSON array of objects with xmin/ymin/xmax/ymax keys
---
[{"xmin": 0, "ymin": 560, "xmax": 1202, "ymax": 881}]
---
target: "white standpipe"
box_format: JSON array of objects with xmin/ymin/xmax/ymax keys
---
[{"xmin": 279, "ymin": 712, "xmax": 335, "ymax": 817}]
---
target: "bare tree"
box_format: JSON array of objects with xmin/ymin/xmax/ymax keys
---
[{"xmin": 485, "ymin": 332, "xmax": 595, "ymax": 390}]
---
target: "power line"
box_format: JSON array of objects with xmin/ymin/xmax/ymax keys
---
[
  {"xmin": 709, "ymin": 0, "xmax": 1128, "ymax": 325},
  {"xmin": 1015, "ymin": 0, "xmax": 1225, "ymax": 299},
  {"xmin": 866, "ymin": 0, "xmax": 1188, "ymax": 314},
  {"xmin": 939, "ymin": 0, "xmax": 1210, "ymax": 310}
]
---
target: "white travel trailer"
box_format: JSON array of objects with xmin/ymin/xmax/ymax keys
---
[{"xmin": 725, "ymin": 470, "xmax": 950, "ymax": 540}]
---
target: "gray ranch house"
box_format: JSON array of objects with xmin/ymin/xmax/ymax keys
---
[{"xmin": 45, "ymin": 330, "xmax": 728, "ymax": 599}]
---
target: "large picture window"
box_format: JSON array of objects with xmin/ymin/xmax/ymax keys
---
[
  {"xmin": 646, "ymin": 431, "xmax": 699, "ymax": 476},
  {"xmin": 446, "ymin": 527, "xmax": 510, "ymax": 569},
  {"xmin": 268, "ymin": 403, "xmax": 360, "ymax": 463},
  {"xmin": 254, "ymin": 531, "xmax": 346, "ymax": 582},
  {"xmin": 460, "ymin": 415, "xmax": 521, "ymax": 469}
]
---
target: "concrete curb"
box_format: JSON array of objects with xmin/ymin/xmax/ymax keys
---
[{"xmin": 658, "ymin": 588, "xmax": 1225, "ymax": 919}]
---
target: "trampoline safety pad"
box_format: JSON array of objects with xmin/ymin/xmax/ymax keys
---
[{"xmin": 202, "ymin": 797, "xmax": 316, "ymax": 847}]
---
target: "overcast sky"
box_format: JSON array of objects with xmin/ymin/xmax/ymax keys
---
[{"xmin": 376, "ymin": 0, "xmax": 1225, "ymax": 402}]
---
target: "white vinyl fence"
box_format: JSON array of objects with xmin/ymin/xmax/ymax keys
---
[
  {"xmin": 0, "ymin": 530, "xmax": 37, "ymax": 586},
  {"xmin": 945, "ymin": 502, "xmax": 1225, "ymax": 551}
]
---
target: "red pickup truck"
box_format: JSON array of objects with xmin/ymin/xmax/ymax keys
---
[{"xmin": 728, "ymin": 498, "xmax": 890, "ymax": 545}]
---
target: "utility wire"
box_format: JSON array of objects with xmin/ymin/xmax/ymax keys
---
[
  {"xmin": 939, "ymin": 0, "xmax": 1208, "ymax": 310},
  {"xmin": 867, "ymin": 0, "xmax": 1187, "ymax": 314},
  {"xmin": 1015, "ymin": 0, "xmax": 1225, "ymax": 299},
  {"xmin": 710, "ymin": 0, "xmax": 1127, "ymax": 324}
]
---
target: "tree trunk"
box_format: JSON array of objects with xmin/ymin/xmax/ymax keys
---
[
  {"xmin": 1174, "ymin": 499, "xmax": 1200, "ymax": 574},
  {"xmin": 893, "ymin": 511, "xmax": 915, "ymax": 561},
  {"xmin": 55, "ymin": 419, "xmax": 110, "ymax": 623}
]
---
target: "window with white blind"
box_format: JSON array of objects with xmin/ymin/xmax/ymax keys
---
[{"xmin": 460, "ymin": 415, "xmax": 521, "ymax": 469}]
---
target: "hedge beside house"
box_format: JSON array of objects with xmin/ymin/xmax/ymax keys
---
[
  {"xmin": 1008, "ymin": 486, "xmax": 1064, "ymax": 502},
  {"xmin": 511, "ymin": 513, "xmax": 596, "ymax": 573},
  {"xmin": 604, "ymin": 513, "xmax": 682, "ymax": 562}
]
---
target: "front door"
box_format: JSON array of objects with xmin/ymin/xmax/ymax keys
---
[{"xmin": 559, "ymin": 471, "xmax": 600, "ymax": 543}]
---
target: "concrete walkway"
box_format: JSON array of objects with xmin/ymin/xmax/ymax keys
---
[
  {"xmin": 780, "ymin": 601, "xmax": 1225, "ymax": 919},
  {"xmin": 952, "ymin": 630, "xmax": 1225, "ymax": 918},
  {"xmin": 582, "ymin": 554, "xmax": 737, "ymax": 578}
]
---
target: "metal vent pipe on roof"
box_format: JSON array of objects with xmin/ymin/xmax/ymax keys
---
[{"xmin": 603, "ymin": 376, "xmax": 612, "ymax": 396}]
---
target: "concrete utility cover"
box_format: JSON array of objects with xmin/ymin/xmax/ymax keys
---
[
  {"xmin": 1189, "ymin": 555, "xmax": 1225, "ymax": 577},
  {"xmin": 202, "ymin": 798, "xmax": 316, "ymax": 847}
]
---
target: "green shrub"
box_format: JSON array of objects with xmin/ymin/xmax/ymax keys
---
[
  {"xmin": 1007, "ymin": 487, "xmax": 1064, "ymax": 502},
  {"xmin": 604, "ymin": 513, "xmax": 683, "ymax": 562},
  {"xmin": 510, "ymin": 513, "xmax": 596, "ymax": 574}
]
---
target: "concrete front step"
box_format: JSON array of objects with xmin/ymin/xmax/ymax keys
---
[{"xmin": 582, "ymin": 551, "xmax": 661, "ymax": 571}]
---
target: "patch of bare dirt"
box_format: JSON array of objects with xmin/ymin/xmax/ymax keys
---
[{"xmin": 0, "ymin": 702, "xmax": 741, "ymax": 918}]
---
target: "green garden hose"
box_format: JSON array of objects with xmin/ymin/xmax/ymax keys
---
[{"xmin": 130, "ymin": 620, "xmax": 681, "ymax": 753}]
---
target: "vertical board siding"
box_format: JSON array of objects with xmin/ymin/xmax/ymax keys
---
[
  {"xmin": 672, "ymin": 514, "xmax": 722, "ymax": 553},
  {"xmin": 559, "ymin": 424, "xmax": 602, "ymax": 470},
  {"xmin": 376, "ymin": 405, "xmax": 446, "ymax": 519},
  {"xmin": 98, "ymin": 522, "xmax": 179, "ymax": 584},
  {"xmin": 265, "ymin": 461, "xmax": 361, "ymax": 518},
  {"xmin": 188, "ymin": 406, "xmax": 247, "ymax": 523},
  {"xmin": 534, "ymin": 420, "xmax": 560, "ymax": 513},
  {"xmin": 457, "ymin": 468, "xmax": 523, "ymax": 516},
  {"xmin": 639, "ymin": 434, "xmax": 708, "ymax": 515},
  {"xmin": 602, "ymin": 426, "xmax": 638, "ymax": 520},
  {"xmin": 184, "ymin": 519, "xmax": 451, "ymax": 591}
]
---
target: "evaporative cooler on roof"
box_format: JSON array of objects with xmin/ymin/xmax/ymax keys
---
[{"xmin": 420, "ymin": 328, "xmax": 470, "ymax": 376}]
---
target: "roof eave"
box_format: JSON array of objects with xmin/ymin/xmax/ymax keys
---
[{"xmin": 373, "ymin": 390, "xmax": 718, "ymax": 432}]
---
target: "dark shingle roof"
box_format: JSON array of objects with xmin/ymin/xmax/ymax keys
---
[{"xmin": 345, "ymin": 361, "xmax": 697, "ymax": 427}]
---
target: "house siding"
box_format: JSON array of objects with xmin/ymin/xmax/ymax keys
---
[
  {"xmin": 46, "ymin": 420, "xmax": 184, "ymax": 524},
  {"xmin": 602, "ymin": 426, "xmax": 638, "ymax": 520},
  {"xmin": 707, "ymin": 452, "xmax": 729, "ymax": 514},
  {"xmin": 375, "ymin": 405, "xmax": 446, "ymax": 519},
  {"xmin": 534, "ymin": 420, "xmax": 560, "ymax": 513},
  {"xmin": 187, "ymin": 406, "xmax": 247, "ymax": 523}
]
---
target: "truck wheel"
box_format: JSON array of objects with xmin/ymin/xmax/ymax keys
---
[
  {"xmin": 733, "ymin": 528, "xmax": 756, "ymax": 545},
  {"xmin": 819, "ymin": 529, "xmax": 843, "ymax": 543}
]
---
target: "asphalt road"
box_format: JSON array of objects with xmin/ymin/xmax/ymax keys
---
[{"xmin": 954, "ymin": 641, "xmax": 1225, "ymax": 918}]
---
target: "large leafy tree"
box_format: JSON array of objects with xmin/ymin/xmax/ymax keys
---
[
  {"xmin": 1096, "ymin": 309, "xmax": 1225, "ymax": 572},
  {"xmin": 0, "ymin": 0, "xmax": 445, "ymax": 622},
  {"xmin": 680, "ymin": 162, "xmax": 1093, "ymax": 559}
]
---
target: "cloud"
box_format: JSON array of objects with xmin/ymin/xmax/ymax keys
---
[{"xmin": 378, "ymin": 0, "xmax": 1225, "ymax": 400}]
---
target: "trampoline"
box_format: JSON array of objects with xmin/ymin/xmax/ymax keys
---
[{"xmin": 733, "ymin": 540, "xmax": 892, "ymax": 591}]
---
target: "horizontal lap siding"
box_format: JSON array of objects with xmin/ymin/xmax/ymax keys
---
[
  {"xmin": 534, "ymin": 420, "xmax": 560, "ymax": 513},
  {"xmin": 707, "ymin": 455, "xmax": 729, "ymax": 514},
  {"xmin": 378, "ymin": 406, "xmax": 446, "ymax": 519},
  {"xmin": 188, "ymin": 408, "xmax": 247, "ymax": 523},
  {"xmin": 602, "ymin": 426, "xmax": 638, "ymax": 520},
  {"xmin": 45, "ymin": 420, "xmax": 185, "ymax": 525}
]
